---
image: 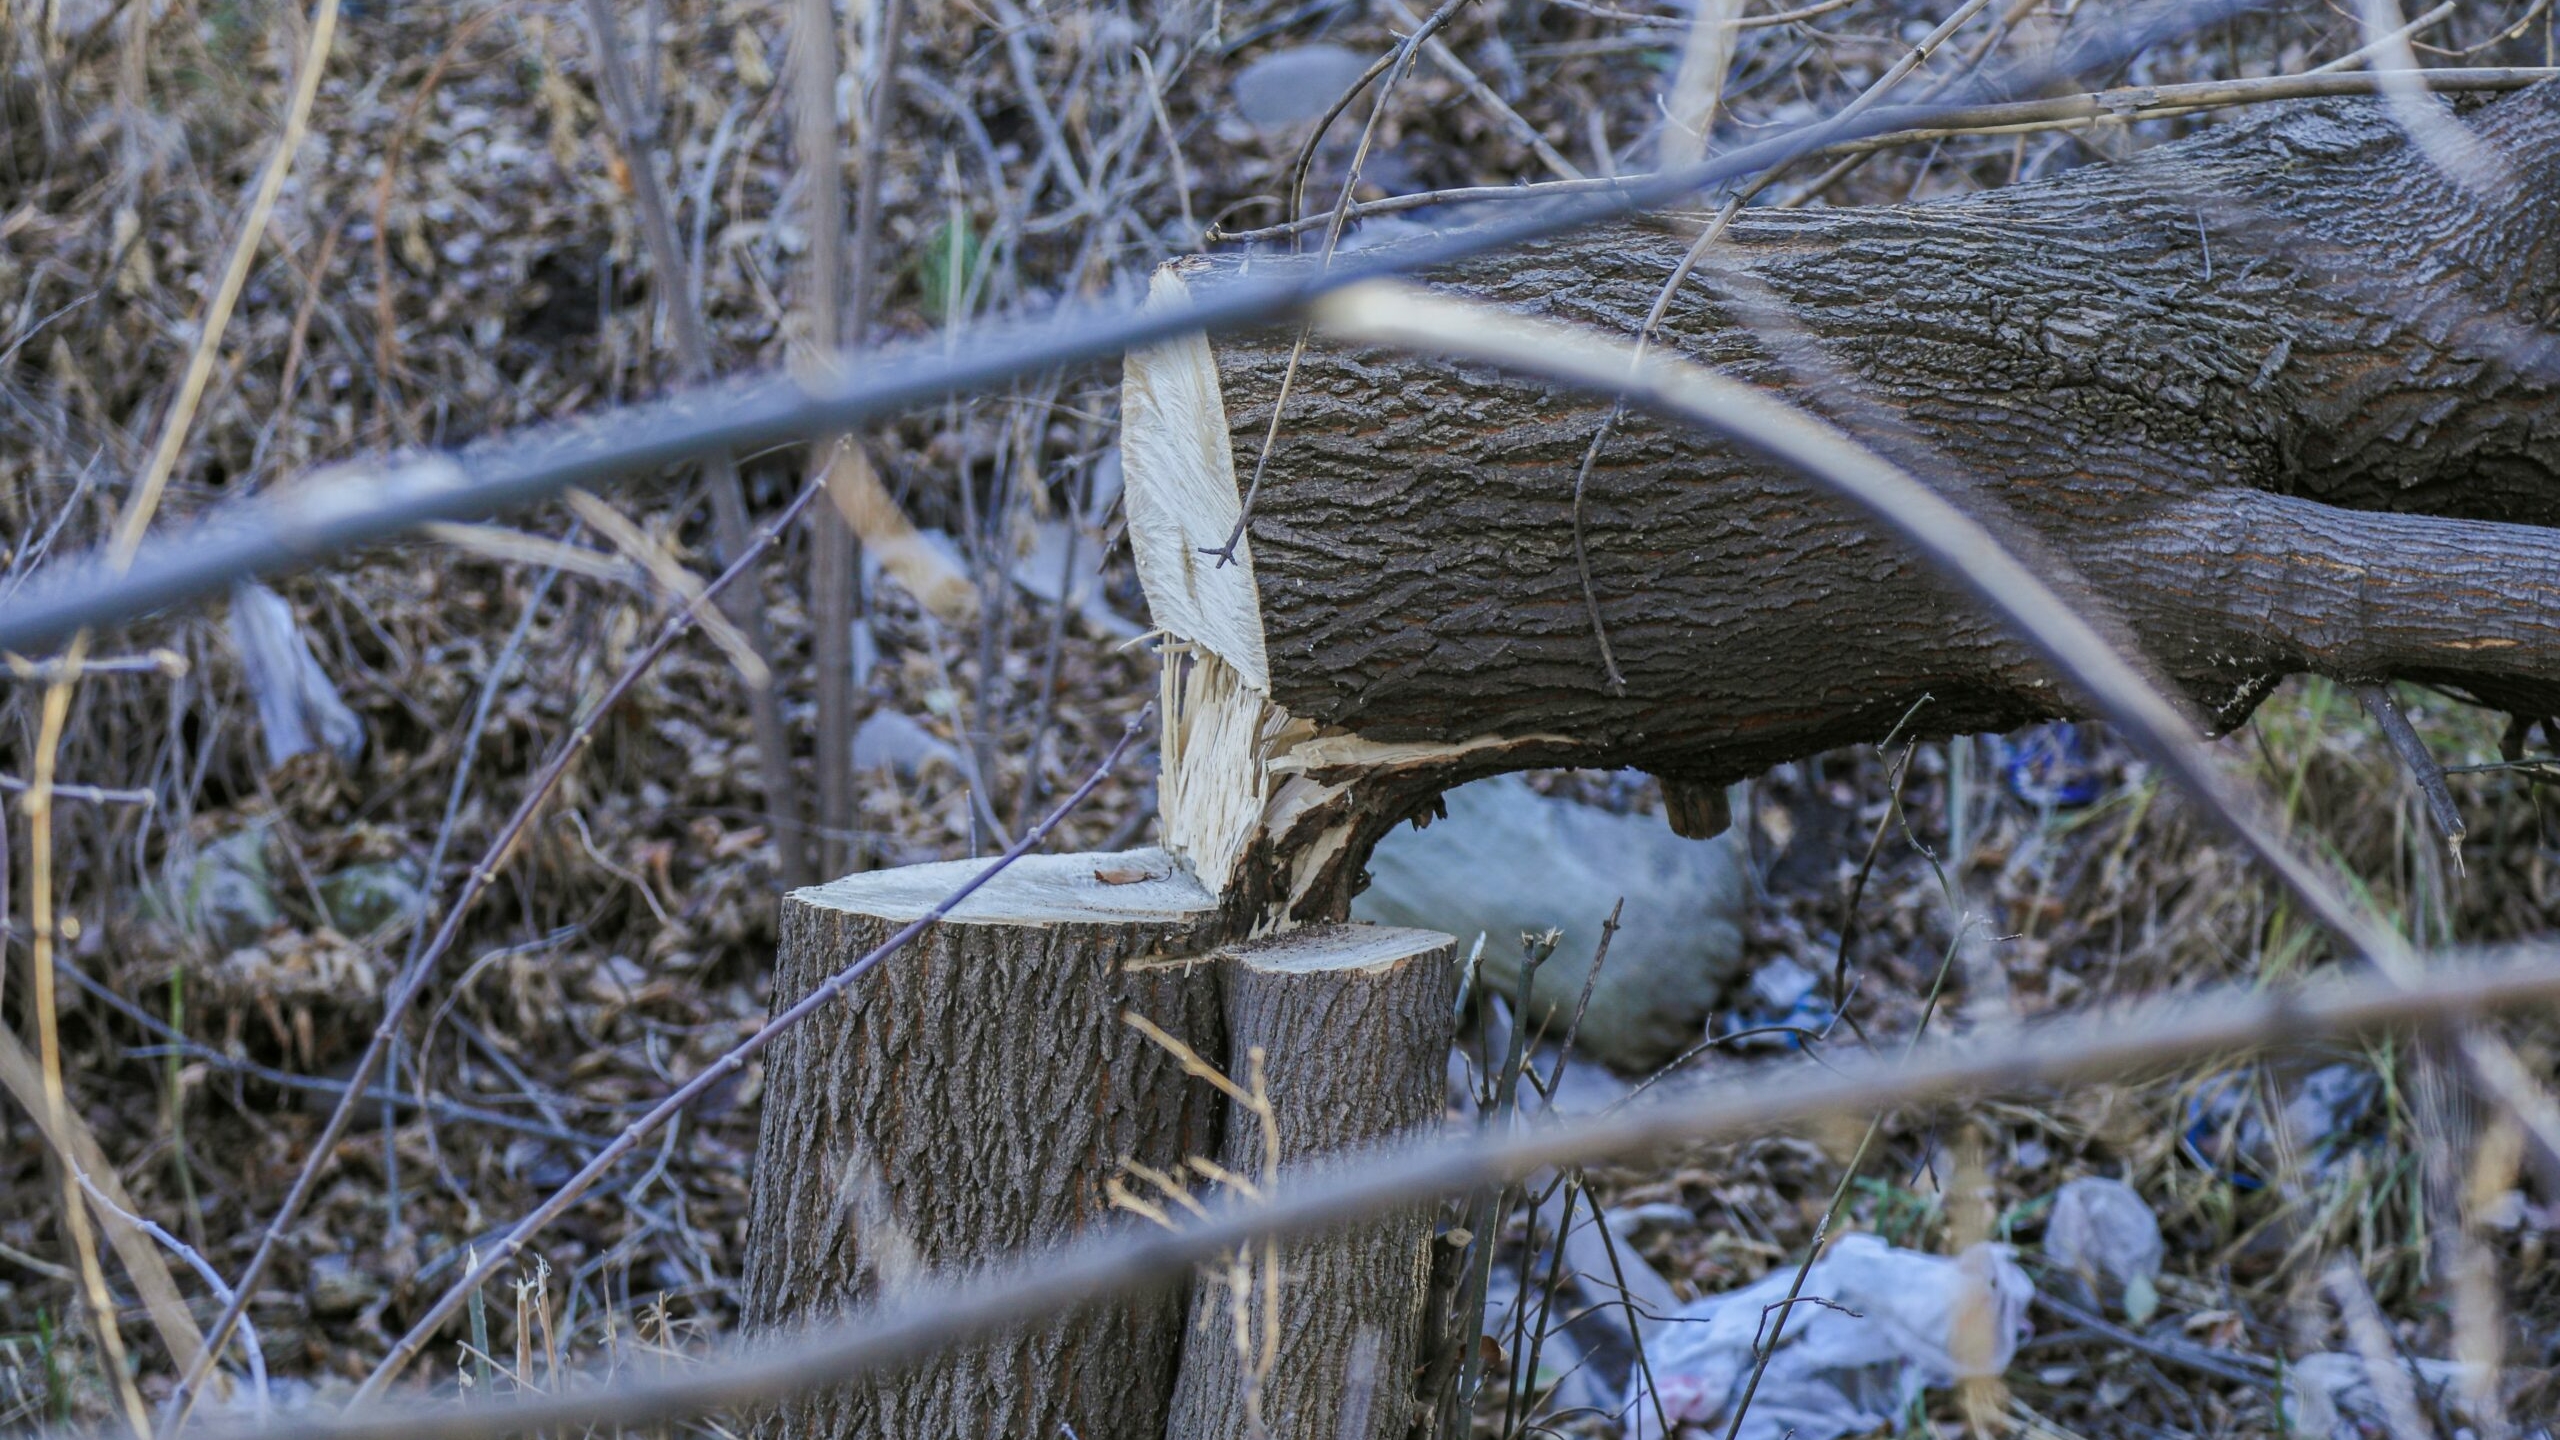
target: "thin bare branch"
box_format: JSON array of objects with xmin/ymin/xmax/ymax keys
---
[
  {"xmin": 0, "ymin": 0, "xmax": 2271, "ymax": 654},
  {"xmin": 791, "ymin": 0, "xmax": 860, "ymax": 878},
  {"xmin": 1385, "ymin": 0, "xmax": 1582, "ymax": 182},
  {"xmin": 2356, "ymin": 681, "xmax": 2468, "ymax": 873},
  {"xmin": 1215, "ymin": 66, "xmax": 2559, "ymax": 243},
  {"xmin": 579, "ymin": 0, "xmax": 808, "ymax": 884}
]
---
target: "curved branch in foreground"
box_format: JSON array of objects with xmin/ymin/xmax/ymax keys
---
[
  {"xmin": 1119, "ymin": 90, "xmax": 2560, "ymax": 1182},
  {"xmin": 0, "ymin": 0, "xmax": 2262, "ymax": 656},
  {"xmin": 194, "ymin": 949, "xmax": 2560, "ymax": 1440}
]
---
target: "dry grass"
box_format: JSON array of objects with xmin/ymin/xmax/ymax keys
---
[{"xmin": 6, "ymin": 0, "xmax": 2560, "ymax": 1433}]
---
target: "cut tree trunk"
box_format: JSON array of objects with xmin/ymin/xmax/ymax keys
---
[
  {"xmin": 740, "ymin": 849, "xmax": 1227, "ymax": 1440},
  {"xmin": 1122, "ymin": 85, "xmax": 2560, "ymax": 924},
  {"xmin": 1166, "ymin": 923, "xmax": 1460, "ymax": 1440}
]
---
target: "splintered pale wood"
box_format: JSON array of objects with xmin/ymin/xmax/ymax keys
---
[
  {"xmin": 741, "ymin": 849, "xmax": 1226, "ymax": 1440},
  {"xmin": 1168, "ymin": 923, "xmax": 1460, "ymax": 1440}
]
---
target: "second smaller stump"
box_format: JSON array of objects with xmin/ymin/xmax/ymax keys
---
[{"xmin": 1169, "ymin": 923, "xmax": 1460, "ymax": 1440}]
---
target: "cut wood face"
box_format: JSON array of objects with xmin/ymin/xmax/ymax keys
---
[
  {"xmin": 750, "ymin": 844, "xmax": 1227, "ymax": 1440},
  {"xmin": 1122, "ymin": 87, "xmax": 2560, "ymax": 924},
  {"xmin": 1225, "ymin": 922, "xmax": 1457, "ymax": 976},
  {"xmin": 1168, "ymin": 917, "xmax": 1458, "ymax": 1440},
  {"xmin": 1126, "ymin": 288, "xmax": 1590, "ymax": 919},
  {"xmin": 793, "ymin": 847, "xmax": 1215, "ymax": 925}
]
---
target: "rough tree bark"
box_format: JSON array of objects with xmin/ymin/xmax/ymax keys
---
[
  {"xmin": 1166, "ymin": 924, "xmax": 1460, "ymax": 1440},
  {"xmin": 1123, "ymin": 86, "xmax": 2560, "ymax": 923},
  {"xmin": 741, "ymin": 849, "xmax": 1226, "ymax": 1440}
]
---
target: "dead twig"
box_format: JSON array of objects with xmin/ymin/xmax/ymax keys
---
[
  {"xmin": 73, "ymin": 1172, "xmax": 269, "ymax": 1414},
  {"xmin": 55, "ymin": 956, "xmax": 607, "ymax": 1147},
  {"xmin": 1207, "ymin": 0, "xmax": 1481, "ymax": 570},
  {"xmin": 2355, "ymin": 681, "xmax": 2467, "ymax": 874},
  {"xmin": 579, "ymin": 0, "xmax": 808, "ymax": 884},
  {"xmin": 791, "ymin": 0, "xmax": 859, "ymax": 879},
  {"xmin": 41, "ymin": 0, "xmax": 348, "ymax": 1426},
  {"xmin": 1210, "ymin": 67, "xmax": 2560, "ymax": 243},
  {"xmin": 1384, "ymin": 0, "xmax": 1582, "ymax": 182}
]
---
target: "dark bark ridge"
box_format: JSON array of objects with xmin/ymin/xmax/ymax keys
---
[{"xmin": 1141, "ymin": 87, "xmax": 2560, "ymax": 891}]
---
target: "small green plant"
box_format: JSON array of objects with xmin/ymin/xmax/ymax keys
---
[
  {"xmin": 917, "ymin": 214, "xmax": 982, "ymax": 326},
  {"xmin": 1851, "ymin": 1175, "xmax": 1944, "ymax": 1250},
  {"xmin": 36, "ymin": 1309, "xmax": 66, "ymax": 1428}
]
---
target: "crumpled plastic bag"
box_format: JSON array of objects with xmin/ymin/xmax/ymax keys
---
[
  {"xmin": 229, "ymin": 580, "xmax": 364, "ymax": 770},
  {"xmin": 2044, "ymin": 1177, "xmax": 2163, "ymax": 1321},
  {"xmin": 852, "ymin": 709, "xmax": 963, "ymax": 778},
  {"xmin": 1230, "ymin": 44, "xmax": 1375, "ymax": 130},
  {"xmin": 1008, "ymin": 520, "xmax": 1141, "ymax": 639},
  {"xmin": 1622, "ymin": 1234, "xmax": 2034, "ymax": 1440},
  {"xmin": 2183, "ymin": 1061, "xmax": 2378, "ymax": 1189}
]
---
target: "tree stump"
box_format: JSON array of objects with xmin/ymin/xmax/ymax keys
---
[
  {"xmin": 1167, "ymin": 923, "xmax": 1460, "ymax": 1440},
  {"xmin": 741, "ymin": 848, "xmax": 1227, "ymax": 1440}
]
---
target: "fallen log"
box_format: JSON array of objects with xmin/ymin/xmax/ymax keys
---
[{"xmin": 1124, "ymin": 86, "xmax": 2560, "ymax": 924}]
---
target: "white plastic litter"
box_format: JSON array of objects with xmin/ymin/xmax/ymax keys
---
[
  {"xmin": 1748, "ymin": 956, "xmax": 1820, "ymax": 1013},
  {"xmin": 1008, "ymin": 519, "xmax": 1141, "ymax": 639},
  {"xmin": 1622, "ymin": 1235, "xmax": 2035, "ymax": 1440},
  {"xmin": 2044, "ymin": 1177, "xmax": 2164, "ymax": 1322},
  {"xmin": 2281, "ymin": 1352, "xmax": 2521, "ymax": 1439},
  {"xmin": 1608, "ymin": 1202, "xmax": 1700, "ymax": 1243},
  {"xmin": 228, "ymin": 580, "xmax": 364, "ymax": 770},
  {"xmin": 1354, "ymin": 774, "xmax": 1749, "ymax": 1071},
  {"xmin": 2186, "ymin": 1062, "xmax": 2379, "ymax": 1185},
  {"xmin": 1481, "ymin": 1261, "xmax": 1617, "ymax": 1419}
]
